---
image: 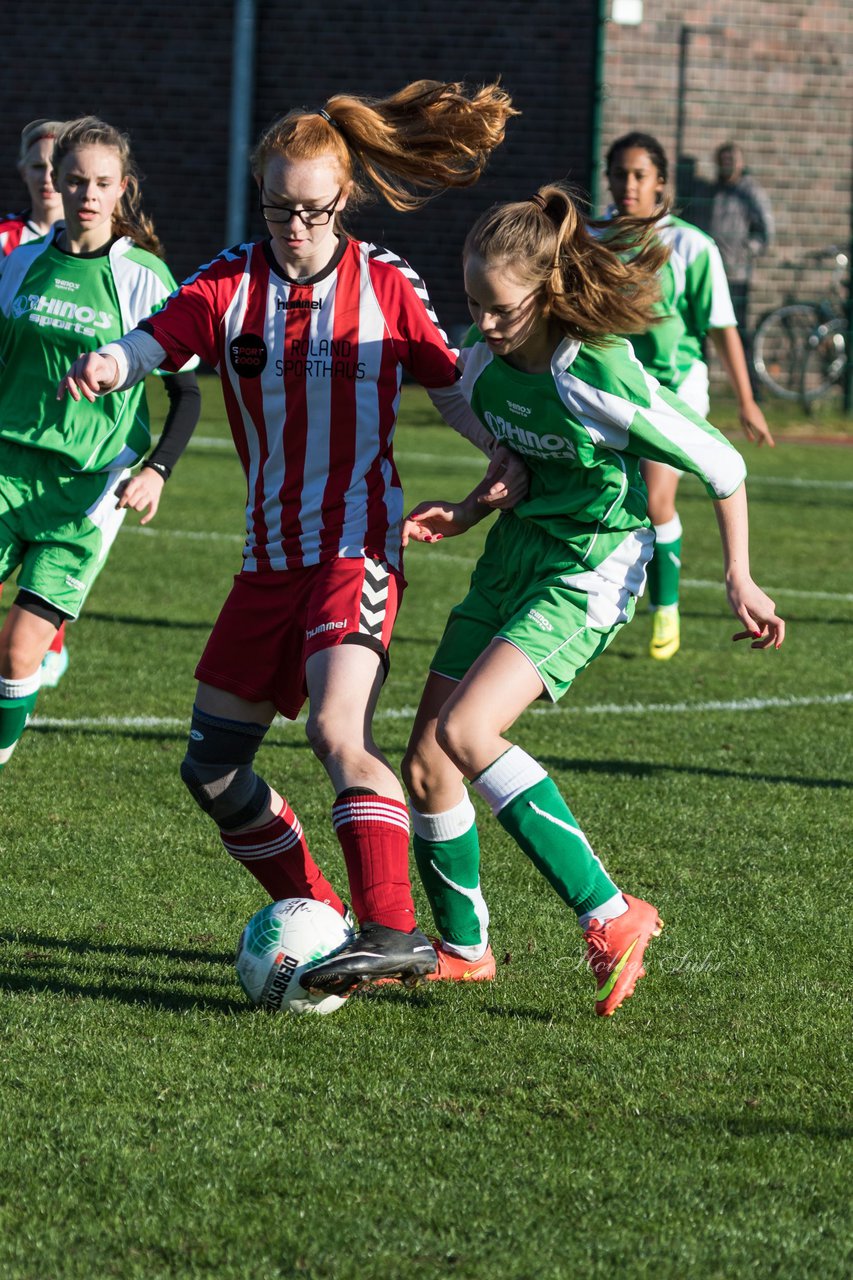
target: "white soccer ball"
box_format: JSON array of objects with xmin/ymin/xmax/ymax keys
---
[{"xmin": 235, "ymin": 897, "xmax": 354, "ymax": 1016}]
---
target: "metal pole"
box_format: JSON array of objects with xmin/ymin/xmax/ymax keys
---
[
  {"xmin": 588, "ymin": 0, "xmax": 609, "ymax": 213},
  {"xmin": 225, "ymin": 0, "xmax": 257, "ymax": 248},
  {"xmin": 674, "ymin": 26, "xmax": 691, "ymax": 202},
  {"xmin": 844, "ymin": 146, "xmax": 853, "ymax": 413}
]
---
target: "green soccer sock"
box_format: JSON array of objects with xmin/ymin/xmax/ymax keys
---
[
  {"xmin": 647, "ymin": 513, "xmax": 683, "ymax": 609},
  {"xmin": 472, "ymin": 746, "xmax": 619, "ymax": 918},
  {"xmin": 0, "ymin": 671, "xmax": 42, "ymax": 772},
  {"xmin": 411, "ymin": 792, "xmax": 490, "ymax": 955}
]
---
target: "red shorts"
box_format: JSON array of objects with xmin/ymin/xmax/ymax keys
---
[{"xmin": 195, "ymin": 557, "xmax": 405, "ymax": 719}]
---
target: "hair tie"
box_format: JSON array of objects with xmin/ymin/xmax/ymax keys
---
[
  {"xmin": 529, "ymin": 193, "xmax": 547, "ymax": 211},
  {"xmin": 316, "ymin": 108, "xmax": 343, "ymax": 134}
]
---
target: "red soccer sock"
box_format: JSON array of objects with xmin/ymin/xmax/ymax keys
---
[
  {"xmin": 220, "ymin": 797, "xmax": 345, "ymax": 913},
  {"xmin": 48, "ymin": 622, "xmax": 66, "ymax": 656},
  {"xmin": 331, "ymin": 791, "xmax": 415, "ymax": 932}
]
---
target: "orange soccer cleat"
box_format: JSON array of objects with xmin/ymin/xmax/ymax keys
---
[
  {"xmin": 584, "ymin": 894, "xmax": 663, "ymax": 1017},
  {"xmin": 375, "ymin": 940, "xmax": 496, "ymax": 986},
  {"xmin": 425, "ymin": 941, "xmax": 496, "ymax": 982}
]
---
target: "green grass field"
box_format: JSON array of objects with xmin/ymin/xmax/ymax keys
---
[{"xmin": 1, "ymin": 381, "xmax": 851, "ymax": 1279}]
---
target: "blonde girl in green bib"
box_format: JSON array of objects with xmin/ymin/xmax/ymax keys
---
[
  {"xmin": 0, "ymin": 117, "xmax": 200, "ymax": 772},
  {"xmin": 400, "ymin": 185, "xmax": 784, "ymax": 1015}
]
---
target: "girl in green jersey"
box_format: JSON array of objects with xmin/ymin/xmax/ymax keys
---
[
  {"xmin": 606, "ymin": 131, "xmax": 773, "ymax": 660},
  {"xmin": 1, "ymin": 118, "xmax": 71, "ymax": 685},
  {"xmin": 400, "ymin": 185, "xmax": 784, "ymax": 1016},
  {"xmin": 0, "ymin": 117, "xmax": 200, "ymax": 772}
]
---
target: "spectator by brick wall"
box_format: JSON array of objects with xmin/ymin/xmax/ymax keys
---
[{"xmin": 599, "ymin": 1, "xmax": 853, "ymax": 332}]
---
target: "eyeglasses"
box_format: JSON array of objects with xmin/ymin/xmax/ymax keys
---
[{"xmin": 259, "ymin": 188, "xmax": 341, "ymax": 227}]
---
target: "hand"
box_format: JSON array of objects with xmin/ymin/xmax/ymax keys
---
[
  {"xmin": 727, "ymin": 576, "xmax": 785, "ymax": 649},
  {"xmin": 57, "ymin": 353, "xmax": 120, "ymax": 403},
  {"xmin": 739, "ymin": 400, "xmax": 774, "ymax": 447},
  {"xmin": 477, "ymin": 446, "xmax": 529, "ymax": 510},
  {"xmin": 115, "ymin": 466, "xmax": 166, "ymax": 526},
  {"xmin": 402, "ymin": 497, "xmax": 479, "ymax": 547}
]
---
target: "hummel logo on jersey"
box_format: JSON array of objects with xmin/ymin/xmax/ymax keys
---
[
  {"xmin": 276, "ymin": 297, "xmax": 322, "ymax": 311},
  {"xmin": 528, "ymin": 609, "xmax": 553, "ymax": 632},
  {"xmin": 484, "ymin": 409, "xmax": 577, "ymax": 461},
  {"xmin": 306, "ymin": 619, "xmax": 348, "ymax": 640}
]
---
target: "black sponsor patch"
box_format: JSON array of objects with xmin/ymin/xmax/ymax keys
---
[{"xmin": 229, "ymin": 333, "xmax": 267, "ymax": 377}]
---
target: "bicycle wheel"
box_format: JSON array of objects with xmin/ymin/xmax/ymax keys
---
[
  {"xmin": 801, "ymin": 317, "xmax": 847, "ymax": 405},
  {"xmin": 753, "ymin": 304, "xmax": 821, "ymax": 399}
]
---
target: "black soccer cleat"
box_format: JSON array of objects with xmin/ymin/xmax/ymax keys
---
[{"xmin": 300, "ymin": 923, "xmax": 438, "ymax": 994}]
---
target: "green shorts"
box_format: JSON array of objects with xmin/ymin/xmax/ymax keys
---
[
  {"xmin": 431, "ymin": 513, "xmax": 650, "ymax": 702},
  {"xmin": 0, "ymin": 437, "xmax": 129, "ymax": 619}
]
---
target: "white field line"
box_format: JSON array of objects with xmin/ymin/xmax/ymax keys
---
[
  {"xmin": 188, "ymin": 439, "xmax": 853, "ymax": 491},
  {"xmin": 118, "ymin": 526, "xmax": 853, "ymax": 604},
  {"xmin": 27, "ymin": 691, "xmax": 853, "ymax": 734}
]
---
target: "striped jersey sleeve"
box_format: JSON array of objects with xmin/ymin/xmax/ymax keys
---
[
  {"xmin": 365, "ymin": 245, "xmax": 459, "ymax": 388},
  {"xmin": 140, "ymin": 244, "xmax": 250, "ymax": 370}
]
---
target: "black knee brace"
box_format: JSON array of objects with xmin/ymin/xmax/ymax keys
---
[{"xmin": 180, "ymin": 706, "xmax": 271, "ymax": 831}]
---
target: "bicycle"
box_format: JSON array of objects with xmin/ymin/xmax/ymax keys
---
[{"xmin": 751, "ymin": 246, "xmax": 849, "ymax": 405}]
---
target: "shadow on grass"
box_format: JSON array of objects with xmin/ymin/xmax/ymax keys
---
[
  {"xmin": 538, "ymin": 755, "xmax": 853, "ymax": 791},
  {"xmin": 80, "ymin": 610, "xmax": 213, "ymax": 631},
  {"xmin": 0, "ymin": 969, "xmax": 247, "ymax": 1014},
  {"xmin": 0, "ymin": 929, "xmax": 233, "ymax": 965},
  {"xmin": 0, "ymin": 929, "xmax": 246, "ymax": 1013},
  {"xmin": 27, "ymin": 725, "xmax": 312, "ymax": 752},
  {"xmin": 668, "ymin": 1113, "xmax": 853, "ymax": 1140}
]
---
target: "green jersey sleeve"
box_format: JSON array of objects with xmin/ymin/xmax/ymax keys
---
[{"xmin": 559, "ymin": 339, "xmax": 746, "ymax": 499}]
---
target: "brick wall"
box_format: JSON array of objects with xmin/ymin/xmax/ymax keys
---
[
  {"xmin": 599, "ymin": 1, "xmax": 853, "ymax": 331},
  {"xmin": 0, "ymin": 2, "xmax": 598, "ymax": 332},
  {"xmin": 0, "ymin": 3, "xmax": 236, "ymax": 283}
]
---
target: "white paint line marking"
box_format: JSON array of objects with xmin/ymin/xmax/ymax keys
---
[
  {"xmin": 28, "ymin": 691, "xmax": 853, "ymax": 735},
  {"xmin": 116, "ymin": 527, "xmax": 853, "ymax": 603}
]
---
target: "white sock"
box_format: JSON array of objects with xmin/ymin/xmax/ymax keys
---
[
  {"xmin": 0, "ymin": 670, "xmax": 42, "ymax": 699},
  {"xmin": 578, "ymin": 892, "xmax": 628, "ymax": 930},
  {"xmin": 653, "ymin": 513, "xmax": 682, "ymax": 544},
  {"xmin": 472, "ymin": 745, "xmax": 546, "ymax": 816},
  {"xmin": 440, "ymin": 938, "xmax": 490, "ymax": 962},
  {"xmin": 410, "ymin": 792, "xmax": 476, "ymax": 841}
]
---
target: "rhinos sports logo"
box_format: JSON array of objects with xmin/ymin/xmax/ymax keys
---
[
  {"xmin": 13, "ymin": 293, "xmax": 114, "ymax": 336},
  {"xmin": 484, "ymin": 409, "xmax": 577, "ymax": 461},
  {"xmin": 229, "ymin": 333, "xmax": 268, "ymax": 378}
]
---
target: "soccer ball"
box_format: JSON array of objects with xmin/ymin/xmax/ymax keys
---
[{"xmin": 235, "ymin": 897, "xmax": 354, "ymax": 1016}]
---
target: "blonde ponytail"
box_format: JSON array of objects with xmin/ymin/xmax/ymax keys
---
[{"xmin": 465, "ymin": 184, "xmax": 670, "ymax": 344}]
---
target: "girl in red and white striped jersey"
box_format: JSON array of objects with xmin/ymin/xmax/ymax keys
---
[
  {"xmin": 1, "ymin": 119, "xmax": 71, "ymax": 685},
  {"xmin": 60, "ymin": 80, "xmax": 523, "ymax": 990}
]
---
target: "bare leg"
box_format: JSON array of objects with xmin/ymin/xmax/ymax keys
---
[{"xmin": 0, "ymin": 604, "xmax": 59, "ymax": 679}]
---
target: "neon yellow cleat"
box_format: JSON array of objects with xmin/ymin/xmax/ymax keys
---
[{"xmin": 650, "ymin": 606, "xmax": 680, "ymax": 660}]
